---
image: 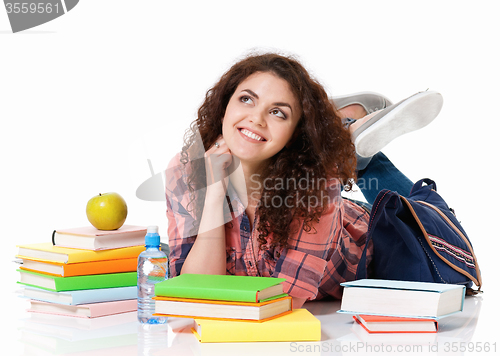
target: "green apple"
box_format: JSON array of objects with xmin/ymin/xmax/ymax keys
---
[{"xmin": 86, "ymin": 192, "xmax": 128, "ymax": 230}]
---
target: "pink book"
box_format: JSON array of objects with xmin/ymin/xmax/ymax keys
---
[
  {"xmin": 52, "ymin": 225, "xmax": 147, "ymax": 250},
  {"xmin": 27, "ymin": 299, "xmax": 137, "ymax": 318}
]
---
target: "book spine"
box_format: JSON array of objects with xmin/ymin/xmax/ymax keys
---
[
  {"xmin": 63, "ymin": 258, "xmax": 137, "ymax": 277},
  {"xmin": 66, "ymin": 246, "xmax": 145, "ymax": 263},
  {"xmin": 55, "ymin": 272, "xmax": 138, "ymax": 292},
  {"xmin": 156, "ymin": 285, "xmax": 257, "ymax": 302},
  {"xmin": 71, "ymin": 287, "xmax": 138, "ymax": 305},
  {"xmin": 86, "ymin": 300, "xmax": 138, "ymax": 317},
  {"xmin": 198, "ymin": 317, "xmax": 320, "ymax": 342}
]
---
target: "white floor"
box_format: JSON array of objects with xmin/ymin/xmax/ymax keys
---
[{"xmin": 7, "ymin": 288, "xmax": 495, "ymax": 356}]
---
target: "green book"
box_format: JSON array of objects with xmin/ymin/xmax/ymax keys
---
[
  {"xmin": 17, "ymin": 269, "xmax": 137, "ymax": 292},
  {"xmin": 154, "ymin": 274, "xmax": 287, "ymax": 302}
]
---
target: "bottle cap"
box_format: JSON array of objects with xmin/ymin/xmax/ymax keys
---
[
  {"xmin": 145, "ymin": 225, "xmax": 160, "ymax": 246},
  {"xmin": 147, "ymin": 226, "xmax": 158, "ymax": 234}
]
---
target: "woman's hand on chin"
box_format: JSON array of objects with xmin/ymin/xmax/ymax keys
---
[{"xmin": 205, "ymin": 136, "xmax": 232, "ymax": 193}]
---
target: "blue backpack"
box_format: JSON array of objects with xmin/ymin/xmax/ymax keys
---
[{"xmin": 356, "ymin": 178, "xmax": 482, "ymax": 295}]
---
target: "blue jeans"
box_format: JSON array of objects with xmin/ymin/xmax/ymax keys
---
[{"xmin": 354, "ymin": 152, "xmax": 413, "ymax": 209}]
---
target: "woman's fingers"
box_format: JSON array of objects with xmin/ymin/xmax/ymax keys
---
[{"xmin": 205, "ymin": 137, "xmax": 232, "ymax": 186}]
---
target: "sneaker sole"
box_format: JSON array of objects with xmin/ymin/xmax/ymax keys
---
[{"xmin": 353, "ymin": 91, "xmax": 443, "ymax": 157}]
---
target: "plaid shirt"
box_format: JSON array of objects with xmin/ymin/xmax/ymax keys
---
[{"xmin": 166, "ymin": 154, "xmax": 372, "ymax": 301}]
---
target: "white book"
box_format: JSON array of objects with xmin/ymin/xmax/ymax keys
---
[
  {"xmin": 338, "ymin": 279, "xmax": 465, "ymax": 319},
  {"xmin": 52, "ymin": 225, "xmax": 147, "ymax": 250}
]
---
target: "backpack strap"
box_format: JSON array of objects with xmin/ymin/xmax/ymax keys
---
[
  {"xmin": 400, "ymin": 196, "xmax": 482, "ymax": 294},
  {"xmin": 410, "ymin": 178, "xmax": 437, "ymax": 194},
  {"xmin": 355, "ymin": 189, "xmax": 392, "ymax": 280}
]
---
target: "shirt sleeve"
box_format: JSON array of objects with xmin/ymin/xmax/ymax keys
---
[
  {"xmin": 165, "ymin": 154, "xmax": 198, "ymax": 277},
  {"xmin": 273, "ymin": 247, "xmax": 328, "ymax": 300}
]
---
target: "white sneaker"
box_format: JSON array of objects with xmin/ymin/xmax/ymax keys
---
[
  {"xmin": 352, "ymin": 91, "xmax": 444, "ymax": 158},
  {"xmin": 331, "ymin": 91, "xmax": 393, "ymax": 114}
]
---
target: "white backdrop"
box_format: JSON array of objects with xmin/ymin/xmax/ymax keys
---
[{"xmin": 2, "ymin": 0, "xmax": 498, "ymax": 352}]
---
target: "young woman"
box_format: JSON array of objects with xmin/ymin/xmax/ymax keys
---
[{"xmin": 165, "ymin": 52, "xmax": 443, "ymax": 308}]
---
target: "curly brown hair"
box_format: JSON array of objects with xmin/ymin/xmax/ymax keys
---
[{"xmin": 181, "ymin": 52, "xmax": 356, "ymax": 250}]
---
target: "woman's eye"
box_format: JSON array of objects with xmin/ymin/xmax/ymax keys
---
[
  {"xmin": 240, "ymin": 96, "xmax": 253, "ymax": 104},
  {"xmin": 271, "ymin": 108, "xmax": 286, "ymax": 119}
]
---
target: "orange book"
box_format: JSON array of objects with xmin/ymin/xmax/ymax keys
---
[
  {"xmin": 153, "ymin": 295, "xmax": 292, "ymax": 322},
  {"xmin": 19, "ymin": 257, "xmax": 137, "ymax": 277},
  {"xmin": 354, "ymin": 315, "xmax": 438, "ymax": 333}
]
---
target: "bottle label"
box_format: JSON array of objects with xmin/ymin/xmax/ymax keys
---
[{"xmin": 144, "ymin": 258, "xmax": 168, "ymax": 282}]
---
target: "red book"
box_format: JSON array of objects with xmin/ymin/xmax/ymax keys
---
[{"xmin": 353, "ymin": 315, "xmax": 438, "ymax": 333}]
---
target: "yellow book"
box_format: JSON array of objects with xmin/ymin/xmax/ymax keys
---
[
  {"xmin": 192, "ymin": 308, "xmax": 321, "ymax": 343},
  {"xmin": 16, "ymin": 242, "xmax": 145, "ymax": 264}
]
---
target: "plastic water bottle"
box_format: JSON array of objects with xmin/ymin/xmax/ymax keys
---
[{"xmin": 137, "ymin": 226, "xmax": 168, "ymax": 324}]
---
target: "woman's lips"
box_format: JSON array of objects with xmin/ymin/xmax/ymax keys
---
[{"xmin": 238, "ymin": 128, "xmax": 266, "ymax": 142}]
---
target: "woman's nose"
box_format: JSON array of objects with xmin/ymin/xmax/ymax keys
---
[{"xmin": 249, "ymin": 110, "xmax": 266, "ymax": 127}]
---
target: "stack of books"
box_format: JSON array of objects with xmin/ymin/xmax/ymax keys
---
[
  {"xmin": 338, "ymin": 279, "xmax": 466, "ymax": 333},
  {"xmin": 152, "ymin": 274, "xmax": 321, "ymax": 343},
  {"xmin": 16, "ymin": 225, "xmax": 148, "ymax": 318}
]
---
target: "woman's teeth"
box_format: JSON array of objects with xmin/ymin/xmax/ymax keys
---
[{"xmin": 241, "ymin": 129, "xmax": 264, "ymax": 141}]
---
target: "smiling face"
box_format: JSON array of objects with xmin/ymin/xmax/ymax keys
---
[{"xmin": 222, "ymin": 71, "xmax": 301, "ymax": 170}]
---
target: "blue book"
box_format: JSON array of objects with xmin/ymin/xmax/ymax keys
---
[
  {"xmin": 337, "ymin": 279, "xmax": 465, "ymax": 319},
  {"xmin": 21, "ymin": 286, "xmax": 137, "ymax": 305}
]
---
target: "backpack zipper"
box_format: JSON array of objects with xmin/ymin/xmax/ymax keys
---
[{"xmin": 414, "ymin": 200, "xmax": 482, "ymax": 290}]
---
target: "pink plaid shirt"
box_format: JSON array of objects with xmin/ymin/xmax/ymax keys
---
[{"xmin": 166, "ymin": 154, "xmax": 372, "ymax": 301}]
